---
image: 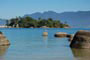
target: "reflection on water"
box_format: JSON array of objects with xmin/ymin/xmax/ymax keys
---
[
  {"xmin": 0, "ymin": 46, "xmax": 9, "ymax": 60},
  {"xmin": 0, "ymin": 46, "xmax": 9, "ymax": 56},
  {"xmin": 43, "ymin": 36, "xmax": 48, "ymax": 48},
  {"xmin": 71, "ymin": 48, "xmax": 90, "ymax": 60}
]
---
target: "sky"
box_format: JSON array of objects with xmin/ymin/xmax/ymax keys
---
[{"xmin": 0, "ymin": 0, "xmax": 90, "ymax": 19}]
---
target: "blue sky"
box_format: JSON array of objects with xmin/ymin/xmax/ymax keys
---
[{"xmin": 0, "ymin": 0, "xmax": 90, "ymax": 19}]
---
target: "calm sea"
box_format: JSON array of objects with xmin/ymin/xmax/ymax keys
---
[{"xmin": 0, "ymin": 28, "xmax": 90, "ymax": 60}]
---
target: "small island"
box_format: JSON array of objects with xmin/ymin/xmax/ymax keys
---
[{"xmin": 6, "ymin": 16, "xmax": 70, "ymax": 28}]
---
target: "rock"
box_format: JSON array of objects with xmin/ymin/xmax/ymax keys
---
[
  {"xmin": 67, "ymin": 34, "xmax": 73, "ymax": 41},
  {"xmin": 67, "ymin": 34, "xmax": 73, "ymax": 38},
  {"xmin": 0, "ymin": 31, "xmax": 3, "ymax": 34},
  {"xmin": 0, "ymin": 32, "xmax": 10, "ymax": 46},
  {"xmin": 41, "ymin": 26, "xmax": 49, "ymax": 28},
  {"xmin": 54, "ymin": 32, "xmax": 73, "ymax": 39},
  {"xmin": 54, "ymin": 32, "xmax": 67, "ymax": 37},
  {"xmin": 43, "ymin": 32, "xmax": 48, "ymax": 36},
  {"xmin": 70, "ymin": 30, "xmax": 90, "ymax": 48}
]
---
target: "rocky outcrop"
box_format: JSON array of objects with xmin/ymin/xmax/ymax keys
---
[
  {"xmin": 70, "ymin": 30, "xmax": 90, "ymax": 48},
  {"xmin": 0, "ymin": 31, "xmax": 10, "ymax": 46}
]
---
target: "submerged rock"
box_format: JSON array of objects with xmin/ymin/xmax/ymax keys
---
[
  {"xmin": 0, "ymin": 31, "xmax": 10, "ymax": 46},
  {"xmin": 70, "ymin": 30, "xmax": 90, "ymax": 48}
]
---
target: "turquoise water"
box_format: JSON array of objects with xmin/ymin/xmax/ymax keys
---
[{"xmin": 0, "ymin": 28, "xmax": 90, "ymax": 60}]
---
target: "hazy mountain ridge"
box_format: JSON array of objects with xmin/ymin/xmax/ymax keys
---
[
  {"xmin": 24, "ymin": 11, "xmax": 90, "ymax": 28},
  {"xmin": 0, "ymin": 19, "xmax": 6, "ymax": 25}
]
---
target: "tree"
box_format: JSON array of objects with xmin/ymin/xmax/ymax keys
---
[
  {"xmin": 8, "ymin": 16, "xmax": 69, "ymax": 28},
  {"xmin": 47, "ymin": 18, "xmax": 54, "ymax": 27},
  {"xmin": 53, "ymin": 20, "xmax": 60, "ymax": 28}
]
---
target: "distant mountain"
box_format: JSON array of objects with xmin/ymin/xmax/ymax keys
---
[
  {"xmin": 0, "ymin": 19, "xmax": 7, "ymax": 25},
  {"xmin": 24, "ymin": 11, "xmax": 90, "ymax": 28}
]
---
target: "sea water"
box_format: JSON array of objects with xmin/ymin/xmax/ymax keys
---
[{"xmin": 0, "ymin": 28, "xmax": 90, "ymax": 60}]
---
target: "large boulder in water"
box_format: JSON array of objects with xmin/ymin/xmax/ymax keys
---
[
  {"xmin": 70, "ymin": 30, "xmax": 90, "ymax": 48},
  {"xmin": 0, "ymin": 31, "xmax": 10, "ymax": 46}
]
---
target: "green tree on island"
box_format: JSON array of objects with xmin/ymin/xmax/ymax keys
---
[{"xmin": 7, "ymin": 16, "xmax": 69, "ymax": 28}]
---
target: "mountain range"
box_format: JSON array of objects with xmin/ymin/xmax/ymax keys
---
[
  {"xmin": 24, "ymin": 11, "xmax": 90, "ymax": 28},
  {"xmin": 0, "ymin": 19, "xmax": 6, "ymax": 25},
  {"xmin": 0, "ymin": 11, "xmax": 90, "ymax": 28}
]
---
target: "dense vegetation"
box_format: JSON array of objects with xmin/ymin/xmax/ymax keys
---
[{"xmin": 7, "ymin": 16, "xmax": 69, "ymax": 28}]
